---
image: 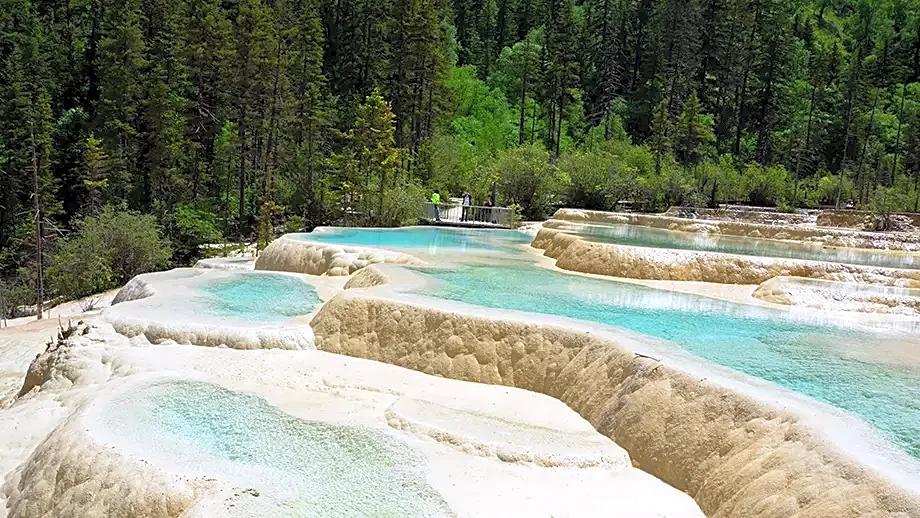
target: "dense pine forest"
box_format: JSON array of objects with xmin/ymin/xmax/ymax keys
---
[{"xmin": 3, "ymin": 0, "xmax": 920, "ymax": 314}]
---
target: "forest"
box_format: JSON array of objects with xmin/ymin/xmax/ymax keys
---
[{"xmin": 3, "ymin": 0, "xmax": 920, "ymax": 314}]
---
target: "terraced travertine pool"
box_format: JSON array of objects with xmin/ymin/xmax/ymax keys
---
[
  {"xmin": 297, "ymin": 226, "xmax": 533, "ymax": 255},
  {"xmin": 101, "ymin": 380, "xmax": 451, "ymax": 516},
  {"xmin": 548, "ymin": 220, "xmax": 920, "ymax": 269},
  {"xmin": 307, "ymin": 227, "xmax": 920, "ymax": 462},
  {"xmin": 200, "ymin": 273, "xmax": 321, "ymax": 321}
]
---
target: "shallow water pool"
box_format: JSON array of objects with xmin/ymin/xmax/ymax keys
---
[
  {"xmin": 297, "ymin": 226, "xmax": 533, "ymax": 255},
  {"xmin": 412, "ymin": 263, "xmax": 920, "ymax": 459},
  {"xmin": 199, "ymin": 273, "xmax": 321, "ymax": 321},
  {"xmin": 551, "ymin": 220, "xmax": 920, "ymax": 269},
  {"xmin": 102, "ymin": 380, "xmax": 451, "ymax": 516}
]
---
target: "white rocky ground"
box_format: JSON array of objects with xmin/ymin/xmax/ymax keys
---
[
  {"xmin": 101, "ymin": 269, "xmax": 317, "ymax": 350},
  {"xmin": 0, "ymin": 320, "xmax": 703, "ymax": 518}
]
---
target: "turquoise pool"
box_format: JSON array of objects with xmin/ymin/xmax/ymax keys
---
[
  {"xmin": 199, "ymin": 273, "xmax": 321, "ymax": 321},
  {"xmin": 297, "ymin": 226, "xmax": 533, "ymax": 255},
  {"xmin": 411, "ymin": 263, "xmax": 920, "ymax": 459},
  {"xmin": 103, "ymin": 380, "xmax": 451, "ymax": 516},
  {"xmin": 550, "ymin": 221, "xmax": 920, "ymax": 270}
]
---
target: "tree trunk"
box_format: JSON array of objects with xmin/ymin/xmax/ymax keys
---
[
  {"xmin": 793, "ymin": 84, "xmax": 818, "ymax": 203},
  {"xmin": 238, "ymin": 105, "xmax": 248, "ymax": 232},
  {"xmin": 556, "ymin": 96, "xmax": 565, "ymax": 156},
  {"xmin": 855, "ymin": 89, "xmax": 879, "ymax": 206},
  {"xmin": 891, "ymin": 83, "xmax": 907, "ymax": 186},
  {"xmin": 835, "ymin": 84, "xmax": 856, "ymax": 208},
  {"xmin": 518, "ymin": 50, "xmax": 529, "ymax": 145},
  {"xmin": 31, "ymin": 123, "xmax": 43, "ymax": 320}
]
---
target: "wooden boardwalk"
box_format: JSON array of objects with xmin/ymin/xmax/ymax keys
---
[{"xmin": 420, "ymin": 202, "xmax": 513, "ymax": 229}]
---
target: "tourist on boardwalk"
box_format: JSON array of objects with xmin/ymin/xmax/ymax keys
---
[
  {"xmin": 461, "ymin": 191, "xmax": 472, "ymax": 222},
  {"xmin": 483, "ymin": 195, "xmax": 494, "ymax": 223},
  {"xmin": 431, "ymin": 191, "xmax": 441, "ymax": 221}
]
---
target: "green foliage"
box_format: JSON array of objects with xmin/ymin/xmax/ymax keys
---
[
  {"xmin": 48, "ymin": 206, "xmax": 172, "ymax": 301},
  {"xmin": 256, "ymin": 200, "xmax": 285, "ymax": 251},
  {"xmin": 167, "ymin": 204, "xmax": 222, "ymax": 261},
  {"xmin": 380, "ymin": 181, "xmax": 428, "ymax": 227},
  {"xmin": 488, "ymin": 144, "xmax": 569, "ymax": 220},
  {"xmin": 6, "ymin": 0, "xmax": 920, "ymax": 289},
  {"xmin": 743, "ymin": 164, "xmax": 791, "ymax": 207},
  {"xmin": 558, "ymin": 146, "xmax": 637, "ymax": 210},
  {"xmin": 284, "ymin": 215, "xmax": 306, "ymax": 233}
]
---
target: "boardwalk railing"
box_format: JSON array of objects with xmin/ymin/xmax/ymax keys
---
[{"xmin": 421, "ymin": 202, "xmax": 514, "ymax": 228}]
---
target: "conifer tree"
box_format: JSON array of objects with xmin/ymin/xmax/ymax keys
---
[
  {"xmin": 348, "ymin": 89, "xmax": 399, "ymax": 224},
  {"xmin": 673, "ymin": 92, "xmax": 714, "ymax": 168}
]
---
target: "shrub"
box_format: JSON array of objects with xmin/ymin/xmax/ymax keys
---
[
  {"xmin": 558, "ymin": 150, "xmax": 614, "ymax": 210},
  {"xmin": 869, "ymin": 186, "xmax": 911, "ymax": 231},
  {"xmin": 166, "ymin": 203, "xmax": 222, "ymax": 262},
  {"xmin": 48, "ymin": 205, "xmax": 172, "ymax": 301},
  {"xmin": 693, "ymin": 156, "xmax": 744, "ymax": 207},
  {"xmin": 489, "ymin": 144, "xmax": 569, "ymax": 220},
  {"xmin": 381, "ymin": 181, "xmax": 428, "ymax": 227},
  {"xmin": 743, "ymin": 163, "xmax": 790, "ymax": 207},
  {"xmin": 284, "ymin": 215, "xmax": 305, "ymax": 233}
]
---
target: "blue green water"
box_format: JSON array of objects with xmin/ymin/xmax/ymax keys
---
[
  {"xmin": 411, "ymin": 263, "xmax": 920, "ymax": 459},
  {"xmin": 104, "ymin": 380, "xmax": 452, "ymax": 516},
  {"xmin": 551, "ymin": 221, "xmax": 920, "ymax": 270},
  {"xmin": 199, "ymin": 273, "xmax": 321, "ymax": 321},
  {"xmin": 297, "ymin": 227, "xmax": 532, "ymax": 254}
]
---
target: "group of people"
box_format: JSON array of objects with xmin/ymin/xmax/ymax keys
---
[
  {"xmin": 817, "ymin": 196, "xmax": 856, "ymax": 209},
  {"xmin": 430, "ymin": 191, "xmax": 494, "ymax": 223}
]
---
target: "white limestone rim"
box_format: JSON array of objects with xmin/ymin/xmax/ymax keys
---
[
  {"xmin": 254, "ymin": 232, "xmax": 427, "ymax": 276},
  {"xmin": 551, "ymin": 208, "xmax": 920, "ymax": 251},
  {"xmin": 532, "ymin": 226, "xmax": 920, "ymax": 296},
  {"xmin": 544, "ymin": 217, "xmax": 920, "ymax": 263},
  {"xmin": 193, "ymin": 256, "xmax": 255, "ymax": 270},
  {"xmin": 5, "ymin": 324, "xmax": 704, "ymax": 518},
  {"xmin": 336, "ymin": 263, "xmax": 920, "ymax": 496},
  {"xmin": 103, "ymin": 269, "xmax": 317, "ymax": 350}
]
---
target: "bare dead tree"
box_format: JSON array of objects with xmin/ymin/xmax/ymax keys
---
[{"xmin": 31, "ymin": 121, "xmax": 44, "ymax": 320}]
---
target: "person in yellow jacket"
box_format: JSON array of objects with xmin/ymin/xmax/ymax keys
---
[{"xmin": 431, "ymin": 191, "xmax": 441, "ymax": 221}]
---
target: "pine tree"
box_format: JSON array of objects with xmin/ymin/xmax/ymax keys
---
[
  {"xmin": 96, "ymin": 0, "xmax": 147, "ymax": 204},
  {"xmin": 232, "ymin": 0, "xmax": 277, "ymax": 230},
  {"xmin": 348, "ymin": 88, "xmax": 399, "ymax": 224},
  {"xmin": 650, "ymin": 96, "xmax": 671, "ymax": 174},
  {"xmin": 388, "ymin": 0, "xmax": 448, "ymax": 168},
  {"xmin": 81, "ymin": 134, "xmax": 111, "ymax": 213},
  {"xmin": 186, "ymin": 0, "xmax": 234, "ymax": 202},
  {"xmin": 673, "ymin": 92, "xmax": 714, "ymax": 168},
  {"xmin": 285, "ymin": 0, "xmax": 333, "ymax": 222}
]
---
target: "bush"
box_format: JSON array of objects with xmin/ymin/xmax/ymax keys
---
[
  {"xmin": 166, "ymin": 203, "xmax": 222, "ymax": 262},
  {"xmin": 49, "ymin": 205, "xmax": 172, "ymax": 301},
  {"xmin": 693, "ymin": 157, "xmax": 744, "ymax": 208},
  {"xmin": 743, "ymin": 163, "xmax": 790, "ymax": 207},
  {"xmin": 489, "ymin": 144, "xmax": 570, "ymax": 220},
  {"xmin": 869, "ymin": 186, "xmax": 911, "ymax": 231},
  {"xmin": 381, "ymin": 181, "xmax": 428, "ymax": 226},
  {"xmin": 558, "ymin": 150, "xmax": 614, "ymax": 210},
  {"xmin": 284, "ymin": 215, "xmax": 305, "ymax": 233}
]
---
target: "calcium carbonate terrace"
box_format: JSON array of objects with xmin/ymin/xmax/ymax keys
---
[{"xmin": 3, "ymin": 208, "xmax": 920, "ymax": 518}]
